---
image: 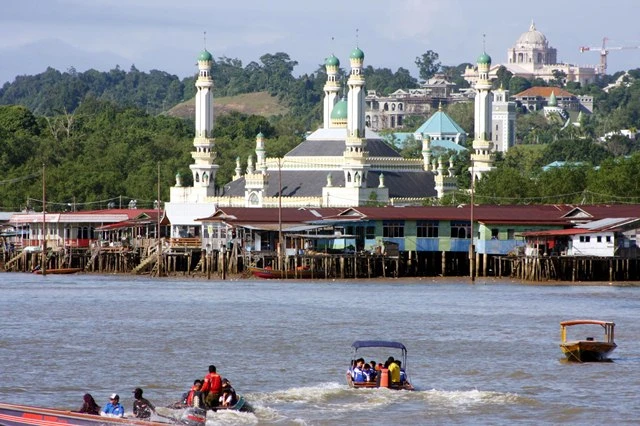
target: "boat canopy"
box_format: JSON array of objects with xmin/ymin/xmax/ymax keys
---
[{"xmin": 351, "ymin": 340, "xmax": 407, "ymax": 351}]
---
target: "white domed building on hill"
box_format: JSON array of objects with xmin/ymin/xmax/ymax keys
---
[{"xmin": 465, "ymin": 21, "xmax": 598, "ymax": 87}]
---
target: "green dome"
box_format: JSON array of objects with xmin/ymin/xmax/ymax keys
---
[
  {"xmin": 477, "ymin": 52, "xmax": 491, "ymax": 65},
  {"xmin": 198, "ymin": 50, "xmax": 213, "ymax": 61},
  {"xmin": 350, "ymin": 47, "xmax": 364, "ymax": 60},
  {"xmin": 325, "ymin": 54, "xmax": 340, "ymax": 67},
  {"xmin": 548, "ymin": 91, "xmax": 557, "ymax": 107},
  {"xmin": 257, "ymin": 131, "xmax": 264, "ymax": 138},
  {"xmin": 331, "ymin": 98, "xmax": 348, "ymax": 120}
]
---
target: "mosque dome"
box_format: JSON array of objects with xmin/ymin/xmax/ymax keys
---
[
  {"xmin": 350, "ymin": 47, "xmax": 365, "ymax": 60},
  {"xmin": 325, "ymin": 54, "xmax": 340, "ymax": 67},
  {"xmin": 477, "ymin": 52, "xmax": 492, "ymax": 65},
  {"xmin": 198, "ymin": 50, "xmax": 213, "ymax": 61},
  {"xmin": 330, "ymin": 98, "xmax": 348, "ymax": 120},
  {"xmin": 516, "ymin": 22, "xmax": 547, "ymax": 47}
]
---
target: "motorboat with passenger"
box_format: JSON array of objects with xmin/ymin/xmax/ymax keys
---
[
  {"xmin": 0, "ymin": 402, "xmax": 205, "ymax": 426},
  {"xmin": 346, "ymin": 340, "xmax": 415, "ymax": 390}
]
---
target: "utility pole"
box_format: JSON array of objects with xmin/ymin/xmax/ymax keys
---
[
  {"xmin": 156, "ymin": 162, "xmax": 162, "ymax": 277},
  {"xmin": 470, "ymin": 165, "xmax": 475, "ymax": 283},
  {"xmin": 278, "ymin": 158, "xmax": 283, "ymax": 270},
  {"xmin": 41, "ymin": 163, "xmax": 47, "ymax": 276}
]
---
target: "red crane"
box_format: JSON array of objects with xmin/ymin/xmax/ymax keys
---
[{"xmin": 580, "ymin": 37, "xmax": 640, "ymax": 75}]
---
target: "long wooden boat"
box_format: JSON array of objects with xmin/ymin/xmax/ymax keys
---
[
  {"xmin": 33, "ymin": 267, "xmax": 83, "ymax": 275},
  {"xmin": 560, "ymin": 319, "xmax": 617, "ymax": 362},
  {"xmin": 346, "ymin": 340, "xmax": 415, "ymax": 391},
  {"xmin": 0, "ymin": 402, "xmax": 202, "ymax": 426},
  {"xmin": 248, "ymin": 266, "xmax": 322, "ymax": 279}
]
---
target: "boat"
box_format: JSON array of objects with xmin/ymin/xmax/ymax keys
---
[
  {"xmin": 560, "ymin": 319, "xmax": 617, "ymax": 362},
  {"xmin": 346, "ymin": 340, "xmax": 415, "ymax": 390},
  {"xmin": 0, "ymin": 402, "xmax": 205, "ymax": 426},
  {"xmin": 248, "ymin": 265, "xmax": 322, "ymax": 279},
  {"xmin": 33, "ymin": 267, "xmax": 83, "ymax": 275}
]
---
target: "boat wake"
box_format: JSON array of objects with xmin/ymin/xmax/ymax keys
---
[{"xmin": 239, "ymin": 382, "xmax": 534, "ymax": 423}]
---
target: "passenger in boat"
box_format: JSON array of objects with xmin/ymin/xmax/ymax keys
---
[
  {"xmin": 351, "ymin": 358, "xmax": 366, "ymax": 383},
  {"xmin": 101, "ymin": 393, "xmax": 125, "ymax": 417},
  {"xmin": 201, "ymin": 364, "xmax": 222, "ymax": 409},
  {"xmin": 186, "ymin": 380, "xmax": 204, "ymax": 408},
  {"xmin": 132, "ymin": 388, "xmax": 155, "ymax": 419},
  {"xmin": 386, "ymin": 357, "xmax": 401, "ymax": 385},
  {"xmin": 395, "ymin": 360, "xmax": 407, "ymax": 383},
  {"xmin": 219, "ymin": 379, "xmax": 238, "ymax": 408},
  {"xmin": 77, "ymin": 393, "xmax": 100, "ymax": 415},
  {"xmin": 362, "ymin": 363, "xmax": 376, "ymax": 382}
]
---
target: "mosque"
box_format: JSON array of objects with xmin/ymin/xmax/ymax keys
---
[{"xmin": 165, "ymin": 44, "xmax": 497, "ymax": 235}]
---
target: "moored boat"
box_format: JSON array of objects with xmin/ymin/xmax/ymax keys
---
[
  {"xmin": 0, "ymin": 402, "xmax": 202, "ymax": 426},
  {"xmin": 346, "ymin": 340, "xmax": 415, "ymax": 390},
  {"xmin": 33, "ymin": 267, "xmax": 83, "ymax": 275},
  {"xmin": 560, "ymin": 319, "xmax": 617, "ymax": 362},
  {"xmin": 248, "ymin": 266, "xmax": 322, "ymax": 279}
]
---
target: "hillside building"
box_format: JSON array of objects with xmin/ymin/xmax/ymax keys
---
[{"xmin": 464, "ymin": 21, "xmax": 598, "ymax": 87}]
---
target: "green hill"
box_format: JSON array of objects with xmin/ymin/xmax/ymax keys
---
[{"xmin": 165, "ymin": 91, "xmax": 289, "ymax": 119}]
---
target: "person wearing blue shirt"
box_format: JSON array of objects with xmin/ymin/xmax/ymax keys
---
[
  {"xmin": 101, "ymin": 393, "xmax": 124, "ymax": 417},
  {"xmin": 352, "ymin": 358, "xmax": 366, "ymax": 383}
]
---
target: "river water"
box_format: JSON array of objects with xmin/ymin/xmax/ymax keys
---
[{"xmin": 1, "ymin": 273, "xmax": 639, "ymax": 425}]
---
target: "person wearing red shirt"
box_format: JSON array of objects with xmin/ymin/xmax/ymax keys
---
[{"xmin": 201, "ymin": 365, "xmax": 222, "ymax": 409}]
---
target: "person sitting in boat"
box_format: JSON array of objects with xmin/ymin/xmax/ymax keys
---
[
  {"xmin": 77, "ymin": 393, "xmax": 100, "ymax": 415},
  {"xmin": 362, "ymin": 363, "xmax": 376, "ymax": 382},
  {"xmin": 395, "ymin": 360, "xmax": 407, "ymax": 384},
  {"xmin": 351, "ymin": 358, "xmax": 366, "ymax": 383},
  {"xmin": 218, "ymin": 379, "xmax": 238, "ymax": 408},
  {"xmin": 186, "ymin": 380, "xmax": 204, "ymax": 408},
  {"xmin": 101, "ymin": 393, "xmax": 124, "ymax": 417},
  {"xmin": 132, "ymin": 387, "xmax": 155, "ymax": 419},
  {"xmin": 386, "ymin": 357, "xmax": 401, "ymax": 385}
]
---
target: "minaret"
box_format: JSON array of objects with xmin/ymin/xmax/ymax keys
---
[
  {"xmin": 244, "ymin": 132, "xmax": 270, "ymax": 207},
  {"xmin": 421, "ymin": 134, "xmax": 432, "ymax": 171},
  {"xmin": 256, "ymin": 132, "xmax": 267, "ymax": 172},
  {"xmin": 323, "ymin": 54, "xmax": 341, "ymax": 129},
  {"xmin": 347, "ymin": 46, "xmax": 366, "ymax": 138},
  {"xmin": 470, "ymin": 48, "xmax": 495, "ymax": 181},
  {"xmin": 189, "ymin": 47, "xmax": 219, "ymax": 198},
  {"xmin": 343, "ymin": 45, "xmax": 369, "ymax": 190}
]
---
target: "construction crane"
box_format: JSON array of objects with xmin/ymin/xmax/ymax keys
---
[{"xmin": 579, "ymin": 37, "xmax": 640, "ymax": 75}]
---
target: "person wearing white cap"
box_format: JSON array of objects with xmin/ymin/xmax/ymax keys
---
[{"xmin": 100, "ymin": 393, "xmax": 125, "ymax": 417}]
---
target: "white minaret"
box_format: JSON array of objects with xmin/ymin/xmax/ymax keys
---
[
  {"xmin": 189, "ymin": 47, "xmax": 219, "ymax": 197},
  {"xmin": 343, "ymin": 45, "xmax": 369, "ymax": 189},
  {"xmin": 256, "ymin": 132, "xmax": 267, "ymax": 172},
  {"xmin": 470, "ymin": 49, "xmax": 495, "ymax": 181},
  {"xmin": 323, "ymin": 54, "xmax": 341, "ymax": 129},
  {"xmin": 347, "ymin": 47, "xmax": 366, "ymax": 138}
]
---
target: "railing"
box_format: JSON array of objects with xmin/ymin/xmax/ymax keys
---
[{"xmin": 169, "ymin": 237, "xmax": 201, "ymax": 248}]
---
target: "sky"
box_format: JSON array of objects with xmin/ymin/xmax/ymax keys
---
[{"xmin": 2, "ymin": 0, "xmax": 640, "ymax": 86}]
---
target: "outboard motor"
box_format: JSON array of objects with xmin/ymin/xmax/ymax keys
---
[{"xmin": 179, "ymin": 407, "xmax": 207, "ymax": 426}]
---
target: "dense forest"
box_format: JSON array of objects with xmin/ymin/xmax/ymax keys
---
[{"xmin": 2, "ymin": 50, "xmax": 640, "ymax": 212}]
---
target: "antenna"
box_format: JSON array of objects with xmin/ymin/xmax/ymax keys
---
[
  {"xmin": 482, "ymin": 33, "xmax": 486, "ymax": 52},
  {"xmin": 356, "ymin": 28, "xmax": 359, "ymax": 47},
  {"xmin": 203, "ymin": 31, "xmax": 207, "ymax": 49}
]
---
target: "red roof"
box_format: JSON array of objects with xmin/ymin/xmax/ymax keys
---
[{"xmin": 513, "ymin": 86, "xmax": 575, "ymax": 98}]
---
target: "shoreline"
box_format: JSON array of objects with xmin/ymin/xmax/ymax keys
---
[{"xmin": 10, "ymin": 270, "xmax": 638, "ymax": 286}]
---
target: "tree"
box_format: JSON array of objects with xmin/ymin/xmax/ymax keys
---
[{"xmin": 415, "ymin": 50, "xmax": 441, "ymax": 81}]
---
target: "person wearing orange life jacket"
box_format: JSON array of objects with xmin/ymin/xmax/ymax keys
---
[
  {"xmin": 201, "ymin": 365, "xmax": 222, "ymax": 409},
  {"xmin": 186, "ymin": 380, "xmax": 203, "ymax": 408}
]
